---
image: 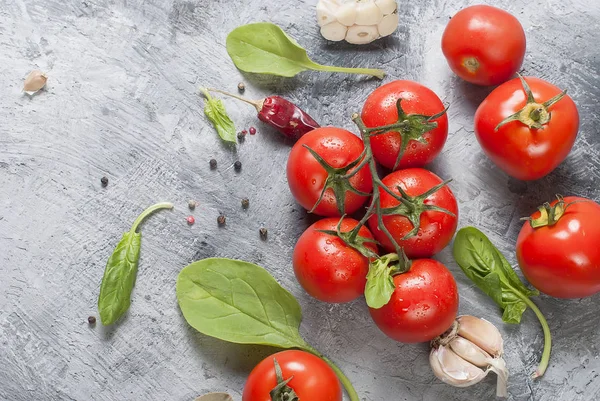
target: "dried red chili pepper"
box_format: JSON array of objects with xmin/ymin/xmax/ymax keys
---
[{"xmin": 206, "ymin": 89, "xmax": 320, "ymax": 141}]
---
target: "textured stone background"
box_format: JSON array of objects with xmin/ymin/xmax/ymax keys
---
[{"xmin": 1, "ymin": 0, "xmax": 599, "ymax": 400}]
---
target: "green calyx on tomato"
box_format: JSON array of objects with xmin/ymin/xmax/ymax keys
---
[
  {"xmin": 524, "ymin": 194, "xmax": 568, "ymax": 228},
  {"xmin": 364, "ymin": 252, "xmax": 411, "ymax": 309},
  {"xmin": 495, "ymin": 75, "xmax": 567, "ymax": 131},
  {"xmin": 269, "ymin": 358, "xmax": 299, "ymax": 401},
  {"xmin": 370, "ymin": 99, "xmax": 449, "ymax": 170},
  {"xmin": 302, "ymin": 144, "xmax": 371, "ymax": 216},
  {"xmin": 316, "ymin": 216, "xmax": 380, "ymax": 259},
  {"xmin": 380, "ymin": 179, "xmax": 456, "ymax": 240}
]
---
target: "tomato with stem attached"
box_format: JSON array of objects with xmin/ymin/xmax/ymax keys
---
[
  {"xmin": 369, "ymin": 258, "xmax": 459, "ymax": 343},
  {"xmin": 361, "ymin": 80, "xmax": 448, "ymax": 170},
  {"xmin": 441, "ymin": 5, "xmax": 526, "ymax": 86},
  {"xmin": 242, "ymin": 350, "xmax": 342, "ymax": 401},
  {"xmin": 287, "ymin": 127, "xmax": 373, "ymax": 217},
  {"xmin": 293, "ymin": 217, "xmax": 378, "ymax": 303},
  {"xmin": 475, "ymin": 76, "xmax": 579, "ymax": 180},
  {"xmin": 517, "ymin": 196, "xmax": 600, "ymax": 298},
  {"xmin": 367, "ymin": 168, "xmax": 458, "ymax": 258}
]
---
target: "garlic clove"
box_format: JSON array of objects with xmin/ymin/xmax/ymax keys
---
[
  {"xmin": 377, "ymin": 11, "xmax": 398, "ymax": 37},
  {"xmin": 430, "ymin": 345, "xmax": 489, "ymax": 387},
  {"xmin": 457, "ymin": 315, "xmax": 504, "ymax": 357},
  {"xmin": 375, "ymin": 0, "xmax": 397, "ymax": 15},
  {"xmin": 23, "ymin": 69, "xmax": 47, "ymax": 93},
  {"xmin": 449, "ymin": 336, "xmax": 493, "ymax": 368},
  {"xmin": 345, "ymin": 24, "xmax": 379, "ymax": 45},
  {"xmin": 321, "ymin": 21, "xmax": 348, "ymax": 42},
  {"xmin": 316, "ymin": 0, "xmax": 338, "ymax": 27},
  {"xmin": 355, "ymin": 1, "xmax": 384, "ymax": 25},
  {"xmin": 335, "ymin": 2, "xmax": 357, "ymax": 27}
]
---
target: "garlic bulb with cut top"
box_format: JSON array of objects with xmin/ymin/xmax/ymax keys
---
[
  {"xmin": 430, "ymin": 315, "xmax": 509, "ymax": 398},
  {"xmin": 317, "ymin": 0, "xmax": 399, "ymax": 44}
]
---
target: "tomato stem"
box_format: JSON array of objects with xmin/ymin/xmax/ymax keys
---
[{"xmin": 303, "ymin": 346, "xmax": 360, "ymax": 401}]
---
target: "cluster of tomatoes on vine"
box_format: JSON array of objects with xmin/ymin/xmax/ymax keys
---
[{"xmin": 285, "ymin": 5, "xmax": 579, "ymax": 345}]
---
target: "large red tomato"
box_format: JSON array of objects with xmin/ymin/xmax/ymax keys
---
[
  {"xmin": 287, "ymin": 127, "xmax": 373, "ymax": 217},
  {"xmin": 441, "ymin": 5, "xmax": 526, "ymax": 86},
  {"xmin": 361, "ymin": 80, "xmax": 448, "ymax": 170},
  {"xmin": 516, "ymin": 196, "xmax": 600, "ymax": 298},
  {"xmin": 369, "ymin": 259, "xmax": 459, "ymax": 343},
  {"xmin": 367, "ymin": 168, "xmax": 458, "ymax": 258},
  {"xmin": 293, "ymin": 217, "xmax": 378, "ymax": 303},
  {"xmin": 474, "ymin": 76, "xmax": 579, "ymax": 180},
  {"xmin": 242, "ymin": 350, "xmax": 342, "ymax": 401}
]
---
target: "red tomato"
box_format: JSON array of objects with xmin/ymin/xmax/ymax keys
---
[
  {"xmin": 367, "ymin": 168, "xmax": 458, "ymax": 258},
  {"xmin": 287, "ymin": 127, "xmax": 373, "ymax": 217},
  {"xmin": 475, "ymin": 76, "xmax": 579, "ymax": 180},
  {"xmin": 441, "ymin": 5, "xmax": 526, "ymax": 86},
  {"xmin": 369, "ymin": 259, "xmax": 459, "ymax": 343},
  {"xmin": 242, "ymin": 350, "xmax": 342, "ymax": 401},
  {"xmin": 516, "ymin": 196, "xmax": 600, "ymax": 298},
  {"xmin": 293, "ymin": 218, "xmax": 378, "ymax": 303},
  {"xmin": 361, "ymin": 80, "xmax": 448, "ymax": 170}
]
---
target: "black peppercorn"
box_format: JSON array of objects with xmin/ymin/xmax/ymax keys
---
[
  {"xmin": 234, "ymin": 161, "xmax": 242, "ymax": 171},
  {"xmin": 237, "ymin": 82, "xmax": 245, "ymax": 92},
  {"xmin": 237, "ymin": 131, "xmax": 246, "ymax": 141},
  {"xmin": 209, "ymin": 159, "xmax": 217, "ymax": 169},
  {"xmin": 88, "ymin": 316, "xmax": 96, "ymax": 325},
  {"xmin": 217, "ymin": 214, "xmax": 226, "ymax": 226},
  {"xmin": 259, "ymin": 227, "xmax": 268, "ymax": 240},
  {"xmin": 100, "ymin": 176, "xmax": 108, "ymax": 187},
  {"xmin": 241, "ymin": 198, "xmax": 249, "ymax": 209}
]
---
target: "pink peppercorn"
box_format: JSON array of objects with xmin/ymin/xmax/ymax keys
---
[
  {"xmin": 249, "ymin": 127, "xmax": 257, "ymax": 135},
  {"xmin": 186, "ymin": 216, "xmax": 195, "ymax": 225}
]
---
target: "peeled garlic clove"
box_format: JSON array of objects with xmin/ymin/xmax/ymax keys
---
[
  {"xmin": 375, "ymin": 0, "xmax": 397, "ymax": 14},
  {"xmin": 335, "ymin": 2, "xmax": 357, "ymax": 27},
  {"xmin": 345, "ymin": 24, "xmax": 379, "ymax": 45},
  {"xmin": 449, "ymin": 336, "xmax": 493, "ymax": 368},
  {"xmin": 457, "ymin": 315, "xmax": 504, "ymax": 357},
  {"xmin": 23, "ymin": 70, "xmax": 47, "ymax": 93},
  {"xmin": 317, "ymin": 0, "xmax": 337, "ymax": 27},
  {"xmin": 355, "ymin": 2, "xmax": 384, "ymax": 25},
  {"xmin": 430, "ymin": 345, "xmax": 489, "ymax": 387},
  {"xmin": 377, "ymin": 11, "xmax": 398, "ymax": 37},
  {"xmin": 321, "ymin": 21, "xmax": 348, "ymax": 42}
]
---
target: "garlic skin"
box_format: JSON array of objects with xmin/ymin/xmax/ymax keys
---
[
  {"xmin": 430, "ymin": 316, "xmax": 509, "ymax": 398},
  {"xmin": 316, "ymin": 0, "xmax": 398, "ymax": 44},
  {"xmin": 23, "ymin": 70, "xmax": 47, "ymax": 93}
]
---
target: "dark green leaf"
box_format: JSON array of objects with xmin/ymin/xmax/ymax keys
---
[
  {"xmin": 226, "ymin": 23, "xmax": 385, "ymax": 79},
  {"xmin": 98, "ymin": 231, "xmax": 141, "ymax": 325},
  {"xmin": 176, "ymin": 258, "xmax": 309, "ymax": 349},
  {"xmin": 202, "ymin": 89, "xmax": 236, "ymax": 143},
  {"xmin": 453, "ymin": 226, "xmax": 537, "ymax": 324}
]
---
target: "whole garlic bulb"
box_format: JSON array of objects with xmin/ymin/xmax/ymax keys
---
[
  {"xmin": 317, "ymin": 0, "xmax": 399, "ymax": 44},
  {"xmin": 430, "ymin": 316, "xmax": 509, "ymax": 398}
]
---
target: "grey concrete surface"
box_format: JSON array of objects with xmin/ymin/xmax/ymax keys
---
[{"xmin": 1, "ymin": 0, "xmax": 599, "ymax": 400}]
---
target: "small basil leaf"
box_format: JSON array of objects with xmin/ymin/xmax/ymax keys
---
[
  {"xmin": 176, "ymin": 258, "xmax": 308, "ymax": 349},
  {"xmin": 98, "ymin": 231, "xmax": 141, "ymax": 325},
  {"xmin": 502, "ymin": 300, "xmax": 528, "ymax": 324},
  {"xmin": 226, "ymin": 23, "xmax": 385, "ymax": 79},
  {"xmin": 364, "ymin": 259, "xmax": 395, "ymax": 309},
  {"xmin": 201, "ymin": 89, "xmax": 236, "ymax": 143}
]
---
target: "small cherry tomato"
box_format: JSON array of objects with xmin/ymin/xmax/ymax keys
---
[
  {"xmin": 361, "ymin": 80, "xmax": 448, "ymax": 170},
  {"xmin": 369, "ymin": 259, "xmax": 459, "ymax": 343},
  {"xmin": 475, "ymin": 76, "xmax": 579, "ymax": 180},
  {"xmin": 367, "ymin": 168, "xmax": 458, "ymax": 258},
  {"xmin": 287, "ymin": 127, "xmax": 373, "ymax": 217},
  {"xmin": 441, "ymin": 5, "xmax": 526, "ymax": 86},
  {"xmin": 242, "ymin": 350, "xmax": 342, "ymax": 401},
  {"xmin": 293, "ymin": 217, "xmax": 378, "ymax": 303},
  {"xmin": 516, "ymin": 196, "xmax": 600, "ymax": 298}
]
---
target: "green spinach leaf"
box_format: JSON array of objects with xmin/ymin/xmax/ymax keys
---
[
  {"xmin": 226, "ymin": 23, "xmax": 385, "ymax": 79},
  {"xmin": 98, "ymin": 202, "xmax": 173, "ymax": 325},
  {"xmin": 201, "ymin": 89, "xmax": 236, "ymax": 143},
  {"xmin": 177, "ymin": 258, "xmax": 308, "ymax": 348}
]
